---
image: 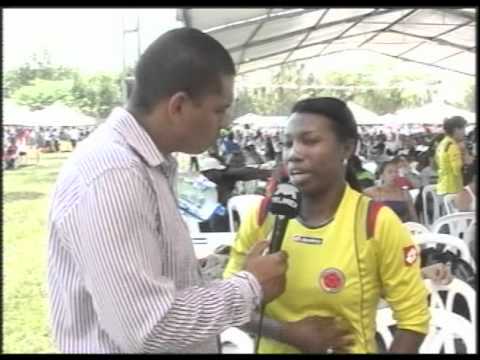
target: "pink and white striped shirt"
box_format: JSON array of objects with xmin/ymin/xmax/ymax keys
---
[{"xmin": 47, "ymin": 108, "xmax": 262, "ymax": 353}]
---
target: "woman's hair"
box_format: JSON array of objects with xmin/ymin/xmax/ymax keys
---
[
  {"xmin": 349, "ymin": 155, "xmax": 364, "ymax": 172},
  {"xmin": 291, "ymin": 97, "xmax": 362, "ymax": 192},
  {"xmin": 376, "ymin": 160, "xmax": 396, "ymax": 180},
  {"xmin": 443, "ymin": 116, "xmax": 467, "ymax": 135}
]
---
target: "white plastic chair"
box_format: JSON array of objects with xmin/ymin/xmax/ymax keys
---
[
  {"xmin": 424, "ymin": 278, "xmax": 476, "ymax": 325},
  {"xmin": 421, "ymin": 185, "xmax": 442, "ymax": 229},
  {"xmin": 409, "ymin": 188, "xmax": 420, "ymax": 204},
  {"xmin": 376, "ymin": 307, "xmax": 476, "ymax": 353},
  {"xmin": 404, "ymin": 222, "xmax": 431, "ymax": 236},
  {"xmin": 227, "ymin": 194, "xmax": 264, "ymax": 232},
  {"xmin": 414, "ymin": 233, "xmax": 475, "ymax": 270},
  {"xmin": 443, "ymin": 194, "xmax": 459, "ymax": 215},
  {"xmin": 220, "ymin": 327, "xmax": 254, "ymax": 353},
  {"xmin": 432, "ymin": 212, "xmax": 475, "ymax": 241}
]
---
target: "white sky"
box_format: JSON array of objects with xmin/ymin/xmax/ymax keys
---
[
  {"xmin": 3, "ymin": 8, "xmax": 474, "ymax": 102},
  {"xmin": 3, "ymin": 8, "xmax": 183, "ymax": 73}
]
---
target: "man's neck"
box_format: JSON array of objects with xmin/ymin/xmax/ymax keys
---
[{"xmin": 126, "ymin": 105, "xmax": 174, "ymax": 155}]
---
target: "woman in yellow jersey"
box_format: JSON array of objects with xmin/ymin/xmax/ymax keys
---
[
  {"xmin": 224, "ymin": 97, "xmax": 430, "ymax": 353},
  {"xmin": 435, "ymin": 116, "xmax": 468, "ymax": 196}
]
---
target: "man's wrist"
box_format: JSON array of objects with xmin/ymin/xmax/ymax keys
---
[{"xmin": 232, "ymin": 271, "xmax": 263, "ymax": 309}]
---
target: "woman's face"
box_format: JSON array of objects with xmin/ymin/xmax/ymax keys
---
[
  {"xmin": 284, "ymin": 112, "xmax": 353, "ymax": 195},
  {"xmin": 381, "ymin": 163, "xmax": 399, "ymax": 185}
]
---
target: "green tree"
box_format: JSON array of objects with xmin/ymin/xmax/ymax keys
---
[
  {"xmin": 12, "ymin": 79, "xmax": 74, "ymax": 110},
  {"xmin": 233, "ymin": 63, "xmax": 434, "ymax": 120},
  {"xmin": 3, "ymin": 50, "xmax": 76, "ymax": 97}
]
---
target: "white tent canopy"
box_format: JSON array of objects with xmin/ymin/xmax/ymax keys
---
[
  {"xmin": 394, "ymin": 102, "xmax": 475, "ymax": 125},
  {"xmin": 179, "ymin": 8, "xmax": 475, "ymax": 77},
  {"xmin": 2, "ymin": 100, "xmax": 38, "ymax": 126},
  {"xmin": 347, "ymin": 102, "xmax": 382, "ymax": 125},
  {"xmin": 233, "ymin": 113, "xmax": 288, "ymax": 129},
  {"xmin": 29, "ymin": 103, "xmax": 98, "ymax": 127}
]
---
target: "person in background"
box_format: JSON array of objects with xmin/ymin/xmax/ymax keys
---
[
  {"xmin": 4, "ymin": 138, "xmax": 19, "ymax": 170},
  {"xmin": 392, "ymin": 156, "xmax": 420, "ymax": 190},
  {"xmin": 435, "ymin": 116, "xmax": 467, "ymax": 196},
  {"xmin": 225, "ymin": 97, "xmax": 429, "ymax": 353},
  {"xmin": 263, "ymin": 135, "xmax": 276, "ymax": 163},
  {"xmin": 364, "ymin": 160, "xmax": 419, "ymax": 223},
  {"xmin": 69, "ymin": 127, "xmax": 80, "ymax": 149},
  {"xmin": 453, "ymin": 160, "xmax": 477, "ymax": 212},
  {"xmin": 221, "ymin": 132, "xmax": 241, "ymax": 159},
  {"xmin": 416, "ymin": 154, "xmax": 438, "ymax": 188}
]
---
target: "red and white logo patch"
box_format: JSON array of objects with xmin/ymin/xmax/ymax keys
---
[
  {"xmin": 319, "ymin": 268, "xmax": 345, "ymax": 293},
  {"xmin": 403, "ymin": 245, "xmax": 418, "ymax": 266}
]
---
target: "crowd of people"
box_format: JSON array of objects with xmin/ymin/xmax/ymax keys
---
[
  {"xmin": 2, "ymin": 125, "xmax": 94, "ymax": 169},
  {"xmin": 186, "ymin": 114, "xmax": 476, "ymax": 233}
]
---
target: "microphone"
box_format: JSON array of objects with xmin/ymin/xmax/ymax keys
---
[
  {"xmin": 254, "ymin": 183, "xmax": 300, "ymax": 353},
  {"xmin": 267, "ymin": 183, "xmax": 301, "ymax": 253}
]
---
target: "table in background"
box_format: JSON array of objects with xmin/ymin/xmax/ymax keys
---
[{"xmin": 192, "ymin": 232, "xmax": 236, "ymax": 258}]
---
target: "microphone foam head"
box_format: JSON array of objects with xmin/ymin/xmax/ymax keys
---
[{"xmin": 269, "ymin": 183, "xmax": 301, "ymax": 218}]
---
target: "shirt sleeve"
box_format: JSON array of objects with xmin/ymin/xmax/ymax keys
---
[
  {"xmin": 63, "ymin": 166, "xmax": 262, "ymax": 353},
  {"xmin": 373, "ymin": 206, "xmax": 431, "ymax": 335}
]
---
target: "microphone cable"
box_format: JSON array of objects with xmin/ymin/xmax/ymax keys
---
[{"xmin": 254, "ymin": 302, "xmax": 267, "ymax": 353}]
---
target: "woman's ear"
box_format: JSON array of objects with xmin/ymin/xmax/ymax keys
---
[{"xmin": 342, "ymin": 139, "xmax": 356, "ymax": 161}]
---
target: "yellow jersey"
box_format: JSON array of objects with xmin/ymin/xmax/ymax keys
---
[
  {"xmin": 224, "ymin": 185, "xmax": 430, "ymax": 353},
  {"xmin": 436, "ymin": 135, "xmax": 464, "ymax": 195}
]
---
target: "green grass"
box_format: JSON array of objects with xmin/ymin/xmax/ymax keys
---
[{"xmin": 3, "ymin": 152, "xmax": 70, "ymax": 353}]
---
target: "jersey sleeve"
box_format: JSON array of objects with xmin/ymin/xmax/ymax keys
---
[
  {"xmin": 373, "ymin": 206, "xmax": 431, "ymax": 335},
  {"xmin": 223, "ymin": 203, "xmax": 272, "ymax": 279}
]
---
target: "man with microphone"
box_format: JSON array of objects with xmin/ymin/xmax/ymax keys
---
[{"xmin": 47, "ymin": 28, "xmax": 290, "ymax": 353}]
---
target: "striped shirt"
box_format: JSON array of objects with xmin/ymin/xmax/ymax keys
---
[{"xmin": 47, "ymin": 108, "xmax": 262, "ymax": 353}]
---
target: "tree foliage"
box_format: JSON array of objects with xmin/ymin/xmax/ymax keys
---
[
  {"xmin": 233, "ymin": 63, "xmax": 440, "ymax": 117},
  {"xmin": 5, "ymin": 51, "xmax": 122, "ymax": 119}
]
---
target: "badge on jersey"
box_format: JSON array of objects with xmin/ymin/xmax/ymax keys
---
[
  {"xmin": 293, "ymin": 235, "xmax": 323, "ymax": 245},
  {"xmin": 319, "ymin": 268, "xmax": 345, "ymax": 293},
  {"xmin": 403, "ymin": 245, "xmax": 418, "ymax": 266}
]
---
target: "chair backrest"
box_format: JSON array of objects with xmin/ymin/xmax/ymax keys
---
[
  {"xmin": 409, "ymin": 188, "xmax": 420, "ymax": 203},
  {"xmin": 424, "ymin": 278, "xmax": 476, "ymax": 325},
  {"xmin": 220, "ymin": 327, "xmax": 254, "ymax": 353},
  {"xmin": 414, "ymin": 233, "xmax": 474, "ymax": 269},
  {"xmin": 227, "ymin": 194, "xmax": 264, "ymax": 232},
  {"xmin": 443, "ymin": 194, "xmax": 459, "ymax": 215},
  {"xmin": 432, "ymin": 212, "xmax": 475, "ymax": 241},
  {"xmin": 422, "ymin": 185, "xmax": 442, "ymax": 229},
  {"xmin": 404, "ymin": 222, "xmax": 431, "ymax": 236},
  {"xmin": 376, "ymin": 307, "xmax": 476, "ymax": 353}
]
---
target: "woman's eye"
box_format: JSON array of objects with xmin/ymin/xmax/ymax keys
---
[{"xmin": 303, "ymin": 137, "xmax": 318, "ymax": 144}]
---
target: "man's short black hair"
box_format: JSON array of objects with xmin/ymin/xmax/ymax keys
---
[
  {"xmin": 443, "ymin": 116, "xmax": 467, "ymax": 135},
  {"xmin": 130, "ymin": 27, "xmax": 236, "ymax": 114}
]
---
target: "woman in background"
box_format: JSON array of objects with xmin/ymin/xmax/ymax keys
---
[{"xmin": 364, "ymin": 160, "xmax": 419, "ymax": 223}]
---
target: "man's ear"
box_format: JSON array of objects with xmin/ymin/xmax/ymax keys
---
[{"xmin": 167, "ymin": 92, "xmax": 189, "ymax": 122}]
